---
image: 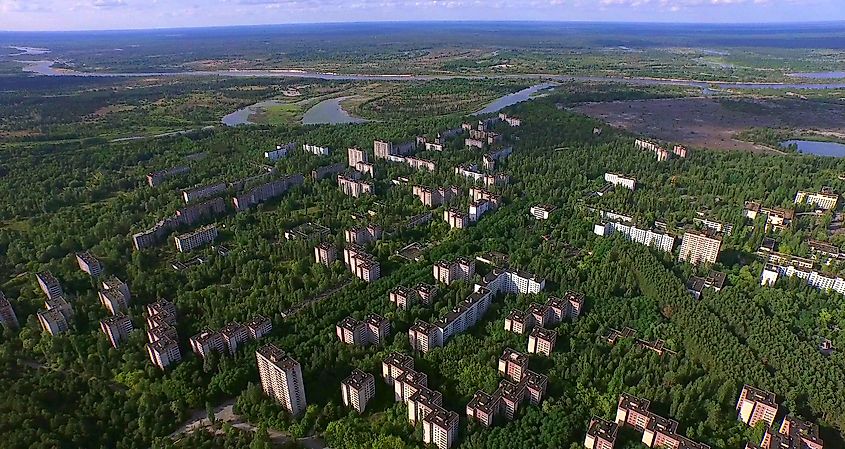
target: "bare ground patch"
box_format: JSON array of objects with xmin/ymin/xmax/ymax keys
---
[{"xmin": 573, "ymin": 97, "xmax": 845, "ymax": 154}]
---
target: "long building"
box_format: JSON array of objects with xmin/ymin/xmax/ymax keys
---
[
  {"xmin": 256, "ymin": 344, "xmax": 307, "ymax": 416},
  {"xmin": 594, "ymin": 221, "xmax": 675, "ymax": 253},
  {"xmin": 343, "ymin": 244, "xmax": 381, "ymax": 282},
  {"xmin": 762, "ymin": 263, "xmax": 845, "ymax": 296},
  {"xmin": 737, "ymin": 385, "xmax": 778, "ymax": 428},
  {"xmin": 182, "ymin": 182, "xmax": 227, "ymax": 204},
  {"xmin": 38, "ymin": 309, "xmax": 69, "ymax": 336},
  {"xmin": 132, "ymin": 197, "xmax": 227, "ymax": 250},
  {"xmin": 174, "ymin": 224, "xmax": 218, "ymax": 252},
  {"xmin": 232, "ymin": 174, "xmax": 304, "ymax": 211},
  {"xmin": 341, "ymin": 369, "xmax": 375, "ymax": 413},
  {"xmin": 336, "ymin": 314, "xmax": 390, "ymax": 346},
  {"xmin": 795, "ymin": 189, "xmax": 838, "ymax": 211},
  {"xmin": 413, "ymin": 185, "xmax": 459, "ymax": 207},
  {"xmin": 147, "ymin": 165, "xmax": 190, "ymax": 187},
  {"xmin": 678, "ymin": 231, "xmax": 722, "ymax": 265},
  {"xmin": 616, "ymin": 393, "xmax": 710, "ymax": 449},
  {"xmin": 303, "ymin": 143, "xmax": 331, "ymax": 156},
  {"xmin": 338, "ymin": 175, "xmax": 374, "ymax": 198},
  {"xmin": 312, "ymin": 162, "xmax": 346, "ymax": 181},
  {"xmin": 604, "ymin": 172, "xmax": 637, "ymax": 191}
]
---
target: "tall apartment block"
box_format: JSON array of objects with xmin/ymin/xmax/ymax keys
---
[
  {"xmin": 312, "ymin": 162, "xmax": 345, "ymax": 181},
  {"xmin": 594, "ymin": 221, "xmax": 675, "ymax": 253},
  {"xmin": 245, "ymin": 315, "xmax": 272, "ymax": 340},
  {"xmin": 390, "ymin": 285, "xmax": 435, "ymax": 310},
  {"xmin": 795, "ymin": 189, "xmax": 839, "ymax": 211},
  {"xmin": 147, "ymin": 298, "xmax": 177, "ymax": 318},
  {"xmin": 232, "ymin": 174, "xmax": 304, "ymax": 212},
  {"xmin": 422, "ymin": 408, "xmax": 459, "ymax": 449},
  {"xmin": 99, "ymin": 288, "xmax": 130, "ymax": 315},
  {"xmin": 585, "ymin": 417, "xmax": 619, "ymax": 449},
  {"xmin": 348, "ymin": 147, "xmax": 368, "ymax": 168},
  {"xmin": 466, "ymin": 390, "xmax": 499, "ymax": 427},
  {"xmin": 256, "ymin": 345, "xmax": 307, "ymax": 416},
  {"xmin": 604, "ymin": 172, "xmax": 637, "ymax": 191},
  {"xmin": 314, "ymin": 242, "xmax": 337, "ymax": 266},
  {"xmin": 413, "ymin": 185, "xmax": 459, "ymax": 207},
  {"xmin": 336, "ymin": 314, "xmax": 390, "ymax": 346},
  {"xmin": 0, "ymin": 291, "xmax": 19, "ymax": 330},
  {"xmin": 45, "ymin": 295, "xmax": 74, "ymax": 320},
  {"xmin": 499, "ymin": 112, "xmax": 521, "ymax": 126},
  {"xmin": 678, "ymin": 231, "xmax": 722, "ymax": 265},
  {"xmin": 102, "ymin": 276, "xmax": 131, "ymax": 301},
  {"xmin": 443, "ymin": 208, "xmax": 469, "ymax": 229},
  {"xmin": 737, "ymin": 385, "xmax": 778, "ymax": 428},
  {"xmin": 409, "ymin": 320, "xmax": 440, "ymax": 353},
  {"xmin": 75, "ymin": 251, "xmax": 102, "ymax": 277},
  {"xmin": 147, "ymin": 338, "xmax": 181, "ymax": 370},
  {"xmin": 757, "ymin": 416, "xmax": 824, "ymax": 449},
  {"xmin": 341, "ymin": 369, "xmax": 375, "ymax": 413},
  {"xmin": 338, "ymin": 175, "xmax": 374, "ymax": 198},
  {"xmin": 433, "ymin": 258, "xmax": 476, "ymax": 285},
  {"xmin": 175, "ymin": 224, "xmax": 218, "ymax": 252},
  {"xmin": 38, "ymin": 309, "xmax": 69, "ymax": 336},
  {"xmin": 36, "ymin": 271, "xmax": 63, "ymax": 300},
  {"xmin": 343, "ymin": 244, "xmax": 381, "ymax": 282},
  {"xmin": 616, "ymin": 393, "xmax": 652, "ymax": 431},
  {"xmin": 382, "ymin": 352, "xmax": 415, "ymax": 386},
  {"xmin": 303, "ymin": 143, "xmax": 331, "ymax": 156},
  {"xmin": 100, "ymin": 313, "xmax": 133, "ymax": 348},
  {"xmin": 344, "ymin": 224, "xmax": 382, "ymax": 245},
  {"xmin": 528, "ymin": 327, "xmax": 557, "ymax": 356},
  {"xmin": 498, "ymin": 348, "xmax": 528, "ymax": 382},
  {"xmin": 190, "ymin": 328, "xmax": 225, "ymax": 359},
  {"xmin": 147, "ymin": 165, "xmax": 190, "ymax": 187},
  {"xmin": 182, "ymin": 182, "xmax": 227, "ymax": 204},
  {"xmin": 220, "ymin": 322, "xmax": 249, "ymax": 355}
]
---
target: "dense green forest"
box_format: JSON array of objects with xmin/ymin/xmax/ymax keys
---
[{"xmin": 1, "ymin": 78, "xmax": 845, "ymax": 449}]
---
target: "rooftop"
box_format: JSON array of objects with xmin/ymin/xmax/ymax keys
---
[
  {"xmin": 587, "ymin": 417, "xmax": 619, "ymax": 440},
  {"xmin": 501, "ymin": 348, "xmax": 528, "ymax": 365},
  {"xmin": 742, "ymin": 385, "xmax": 777, "ymax": 406},
  {"xmin": 257, "ymin": 344, "xmax": 300, "ymax": 370},
  {"xmin": 423, "ymin": 407, "xmax": 458, "ymax": 428},
  {"xmin": 530, "ymin": 326, "xmax": 557, "ymax": 341},
  {"xmin": 342, "ymin": 369, "xmax": 373, "ymax": 390},
  {"xmin": 619, "ymin": 393, "xmax": 651, "ymax": 413}
]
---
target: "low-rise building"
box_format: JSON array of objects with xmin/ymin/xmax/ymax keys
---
[
  {"xmin": 795, "ymin": 189, "xmax": 839, "ymax": 211},
  {"xmin": 686, "ymin": 270, "xmax": 727, "ymax": 300},
  {"xmin": 314, "ymin": 242, "xmax": 337, "ymax": 266},
  {"xmin": 737, "ymin": 385, "xmax": 778, "ymax": 428},
  {"xmin": 245, "ymin": 315, "xmax": 272, "ymax": 339},
  {"xmin": 147, "ymin": 165, "xmax": 190, "ymax": 187},
  {"xmin": 528, "ymin": 327, "xmax": 557, "ymax": 356},
  {"xmin": 75, "ymin": 251, "xmax": 102, "ymax": 277},
  {"xmin": 744, "ymin": 202, "xmax": 794, "ymax": 231},
  {"xmin": 100, "ymin": 313, "xmax": 133, "ymax": 348},
  {"xmin": 189, "ymin": 329, "xmax": 225, "ymax": 359},
  {"xmin": 679, "ymin": 231, "xmax": 722, "ymax": 265},
  {"xmin": 530, "ymin": 204, "xmax": 555, "ymax": 220},
  {"xmin": 174, "ymin": 224, "xmax": 218, "ymax": 252},
  {"xmin": 147, "ymin": 338, "xmax": 181, "ymax": 369},
  {"xmin": 585, "ymin": 417, "xmax": 619, "ymax": 449},
  {"xmin": 604, "ymin": 172, "xmax": 637, "ymax": 191},
  {"xmin": 341, "ymin": 369, "xmax": 375, "ymax": 413}
]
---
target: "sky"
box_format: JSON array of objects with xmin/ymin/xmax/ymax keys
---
[{"xmin": 1, "ymin": 0, "xmax": 844, "ymax": 31}]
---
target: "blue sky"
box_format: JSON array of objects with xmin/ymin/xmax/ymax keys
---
[{"xmin": 2, "ymin": 0, "xmax": 844, "ymax": 31}]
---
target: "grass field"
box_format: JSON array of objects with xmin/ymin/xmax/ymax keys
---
[{"xmin": 248, "ymin": 103, "xmax": 303, "ymax": 125}]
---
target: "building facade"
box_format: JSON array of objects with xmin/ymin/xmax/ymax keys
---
[
  {"xmin": 256, "ymin": 345, "xmax": 307, "ymax": 416},
  {"xmin": 678, "ymin": 232, "xmax": 722, "ymax": 265},
  {"xmin": 341, "ymin": 369, "xmax": 375, "ymax": 413}
]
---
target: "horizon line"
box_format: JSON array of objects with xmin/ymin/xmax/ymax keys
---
[{"xmin": 3, "ymin": 18, "xmax": 845, "ymax": 34}]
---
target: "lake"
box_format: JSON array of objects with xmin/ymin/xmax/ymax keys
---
[
  {"xmin": 301, "ymin": 97, "xmax": 368, "ymax": 125},
  {"xmin": 781, "ymin": 140, "xmax": 845, "ymax": 157},
  {"xmin": 475, "ymin": 82, "xmax": 557, "ymax": 115}
]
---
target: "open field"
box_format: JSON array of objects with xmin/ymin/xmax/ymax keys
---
[{"xmin": 573, "ymin": 96, "xmax": 845, "ymax": 153}]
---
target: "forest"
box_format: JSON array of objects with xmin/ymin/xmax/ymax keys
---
[{"xmin": 1, "ymin": 77, "xmax": 845, "ymax": 449}]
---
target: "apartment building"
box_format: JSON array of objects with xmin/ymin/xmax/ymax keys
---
[
  {"xmin": 44, "ymin": 294, "xmax": 73, "ymax": 319},
  {"xmin": 338, "ymin": 174, "xmax": 374, "ymax": 198},
  {"xmin": 314, "ymin": 242, "xmax": 337, "ymax": 266},
  {"xmin": 795, "ymin": 189, "xmax": 839, "ymax": 211},
  {"xmin": 678, "ymin": 231, "xmax": 722, "ymax": 265},
  {"xmin": 182, "ymin": 182, "xmax": 227, "ymax": 204},
  {"xmin": 147, "ymin": 338, "xmax": 181, "ymax": 370},
  {"xmin": 694, "ymin": 216, "xmax": 733, "ymax": 235},
  {"xmin": 382, "ymin": 352, "xmax": 415, "ymax": 386},
  {"xmin": 499, "ymin": 112, "xmax": 521, "ymax": 126},
  {"xmin": 616, "ymin": 393, "xmax": 653, "ymax": 431},
  {"xmin": 504, "ymin": 309, "xmax": 532, "ymax": 334},
  {"xmin": 415, "ymin": 283, "xmax": 438, "ymax": 304},
  {"xmin": 641, "ymin": 414, "xmax": 680, "ymax": 448},
  {"xmin": 764, "ymin": 416, "xmax": 825, "ymax": 449},
  {"xmin": 413, "ymin": 185, "xmax": 459, "ymax": 207},
  {"xmin": 468, "ymin": 198, "xmax": 495, "ymax": 222},
  {"xmin": 467, "ymin": 390, "xmax": 499, "ymax": 427},
  {"xmin": 99, "ymin": 288, "xmax": 130, "ymax": 315},
  {"xmin": 433, "ymin": 258, "xmax": 476, "ymax": 285},
  {"xmin": 341, "ymin": 369, "xmax": 376, "ymax": 413},
  {"xmin": 147, "ymin": 324, "xmax": 178, "ymax": 343},
  {"xmin": 769, "ymin": 259, "xmax": 845, "ymax": 296},
  {"xmin": 190, "ymin": 329, "xmax": 225, "ymax": 359},
  {"xmin": 220, "ymin": 322, "xmax": 249, "ymax": 355},
  {"xmin": 102, "ymin": 276, "xmax": 131, "ymax": 300},
  {"xmin": 245, "ymin": 315, "xmax": 272, "ymax": 340},
  {"xmin": 686, "ymin": 270, "xmax": 727, "ymax": 300},
  {"xmin": 266, "ymin": 142, "xmax": 296, "ymax": 161},
  {"xmin": 38, "ymin": 309, "xmax": 69, "ymax": 336},
  {"xmin": 336, "ymin": 314, "xmax": 390, "ymax": 346},
  {"xmin": 348, "ymin": 147, "xmax": 368, "ymax": 168},
  {"xmin": 409, "ymin": 320, "xmax": 439, "ymax": 353},
  {"xmin": 36, "ymin": 271, "xmax": 63, "ymax": 300},
  {"xmin": 256, "ymin": 344, "xmax": 307, "ymax": 416},
  {"xmin": 481, "ymin": 268, "xmax": 546, "ymax": 295},
  {"xmin": 422, "ymin": 407, "xmax": 459, "ymax": 449},
  {"xmin": 443, "ymin": 208, "xmax": 469, "ymax": 229},
  {"xmin": 737, "ymin": 385, "xmax": 778, "ymax": 428},
  {"xmin": 604, "ymin": 172, "xmax": 637, "ymax": 191},
  {"xmin": 594, "ymin": 221, "xmax": 675, "ymax": 253},
  {"xmin": 673, "ymin": 145, "xmax": 688, "ymax": 158},
  {"xmin": 232, "ymin": 174, "xmax": 304, "ymax": 211},
  {"xmin": 343, "ymin": 244, "xmax": 381, "ymax": 282},
  {"xmin": 147, "ymin": 298, "xmax": 177, "ymax": 318},
  {"xmin": 744, "ymin": 202, "xmax": 794, "ymax": 231},
  {"xmin": 174, "ymin": 224, "xmax": 218, "ymax": 252},
  {"xmin": 100, "ymin": 313, "xmax": 133, "ymax": 348},
  {"xmin": 0, "ymin": 292, "xmax": 19, "ymax": 330},
  {"xmin": 389, "ymin": 286, "xmax": 417, "ymax": 310},
  {"xmin": 585, "ymin": 417, "xmax": 619, "ymax": 449},
  {"xmin": 528, "ymin": 327, "xmax": 557, "ymax": 356},
  {"xmin": 312, "ymin": 162, "xmax": 345, "ymax": 181},
  {"xmin": 303, "ymin": 143, "xmax": 331, "ymax": 156},
  {"xmin": 498, "ymin": 348, "xmax": 528, "ymax": 382},
  {"xmin": 355, "ymin": 161, "xmax": 375, "ymax": 177},
  {"xmin": 530, "ymin": 204, "xmax": 556, "ymax": 220},
  {"xmin": 147, "ymin": 165, "xmax": 190, "ymax": 187},
  {"xmin": 131, "ymin": 197, "xmax": 227, "ymax": 250},
  {"xmin": 482, "ymin": 146, "xmax": 513, "ymax": 171},
  {"xmin": 75, "ymin": 251, "xmax": 102, "ymax": 277},
  {"xmin": 344, "ymin": 224, "xmax": 383, "ymax": 245}
]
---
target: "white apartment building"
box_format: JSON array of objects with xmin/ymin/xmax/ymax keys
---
[
  {"xmin": 303, "ymin": 143, "xmax": 331, "ymax": 156},
  {"xmin": 604, "ymin": 172, "xmax": 637, "ymax": 191},
  {"xmin": 341, "ymin": 369, "xmax": 375, "ymax": 413},
  {"xmin": 678, "ymin": 232, "xmax": 722, "ymax": 265},
  {"xmin": 147, "ymin": 338, "xmax": 181, "ymax": 369},
  {"xmin": 594, "ymin": 221, "xmax": 675, "ymax": 253},
  {"xmin": 100, "ymin": 313, "xmax": 133, "ymax": 348},
  {"xmin": 422, "ymin": 408, "xmax": 459, "ymax": 449},
  {"xmin": 174, "ymin": 224, "xmax": 218, "ymax": 252},
  {"xmin": 530, "ymin": 204, "xmax": 555, "ymax": 220},
  {"xmin": 795, "ymin": 190, "xmax": 839, "ymax": 211},
  {"xmin": 256, "ymin": 345, "xmax": 307, "ymax": 416}
]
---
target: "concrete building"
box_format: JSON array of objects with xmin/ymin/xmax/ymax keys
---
[
  {"xmin": 102, "ymin": 276, "xmax": 131, "ymax": 301},
  {"xmin": 498, "ymin": 348, "xmax": 528, "ymax": 382},
  {"xmin": 233, "ymin": 174, "xmax": 304, "ymax": 211},
  {"xmin": 38, "ymin": 309, "xmax": 69, "ymax": 336},
  {"xmin": 641, "ymin": 414, "xmax": 680, "ymax": 448},
  {"xmin": 182, "ymin": 182, "xmax": 227, "ymax": 204},
  {"xmin": 314, "ymin": 242, "xmax": 337, "ymax": 266},
  {"xmin": 100, "ymin": 313, "xmax": 133, "ymax": 348},
  {"xmin": 409, "ymin": 320, "xmax": 440, "ymax": 353},
  {"xmin": 343, "ymin": 244, "xmax": 381, "ymax": 282},
  {"xmin": 220, "ymin": 322, "xmax": 249, "ymax": 355},
  {"xmin": 348, "ymin": 147, "xmax": 368, "ymax": 168},
  {"xmin": 147, "ymin": 165, "xmax": 190, "ymax": 187},
  {"xmin": 413, "ymin": 185, "xmax": 459, "ymax": 207},
  {"xmin": 795, "ymin": 189, "xmax": 839, "ymax": 211},
  {"xmin": 303, "ymin": 144, "xmax": 330, "ymax": 156},
  {"xmin": 443, "ymin": 208, "xmax": 469, "ymax": 229},
  {"xmin": 481, "ymin": 268, "xmax": 546, "ymax": 296},
  {"xmin": 469, "ymin": 198, "xmax": 495, "ymax": 222},
  {"xmin": 454, "ymin": 164, "xmax": 509, "ymax": 188},
  {"xmin": 686, "ymin": 270, "xmax": 727, "ymax": 300},
  {"xmin": 528, "ymin": 327, "xmax": 557, "ymax": 356},
  {"xmin": 0, "ymin": 292, "xmax": 19, "ymax": 330},
  {"xmin": 530, "ymin": 204, "xmax": 555, "ymax": 220},
  {"xmin": 266, "ymin": 143, "xmax": 296, "ymax": 161},
  {"xmin": 467, "ymin": 390, "xmax": 499, "ymax": 427},
  {"xmin": 75, "ymin": 251, "xmax": 102, "ymax": 277},
  {"xmin": 483, "ymin": 146, "xmax": 513, "ymax": 171},
  {"xmin": 256, "ymin": 344, "xmax": 307, "ymax": 416},
  {"xmin": 36, "ymin": 271, "xmax": 63, "ymax": 300},
  {"xmin": 605, "ymin": 172, "xmax": 637, "ymax": 191},
  {"xmin": 338, "ymin": 175, "xmax": 374, "ymax": 198},
  {"xmin": 678, "ymin": 231, "xmax": 722, "ymax": 265},
  {"xmin": 389, "ymin": 286, "xmax": 417, "ymax": 310},
  {"xmin": 341, "ymin": 369, "xmax": 376, "ymax": 413},
  {"xmin": 312, "ymin": 162, "xmax": 346, "ymax": 181},
  {"xmin": 345, "ymin": 224, "xmax": 383, "ymax": 245},
  {"xmin": 594, "ymin": 221, "xmax": 675, "ymax": 253},
  {"xmin": 415, "ymin": 283, "xmax": 438, "ymax": 304},
  {"xmin": 737, "ymin": 385, "xmax": 778, "ymax": 428},
  {"xmin": 245, "ymin": 315, "xmax": 272, "ymax": 340},
  {"xmin": 131, "ymin": 198, "xmax": 227, "ymax": 250},
  {"xmin": 744, "ymin": 202, "xmax": 794, "ymax": 231},
  {"xmin": 673, "ymin": 145, "xmax": 688, "ymax": 158},
  {"xmin": 175, "ymin": 224, "xmax": 218, "ymax": 252},
  {"xmin": 147, "ymin": 324, "xmax": 178, "ymax": 343},
  {"xmin": 336, "ymin": 314, "xmax": 390, "ymax": 346},
  {"xmin": 769, "ymin": 416, "xmax": 824, "ymax": 449},
  {"xmin": 147, "ymin": 338, "xmax": 181, "ymax": 370},
  {"xmin": 499, "ymin": 112, "xmax": 521, "ymax": 126},
  {"xmin": 189, "ymin": 329, "xmax": 225, "ymax": 359},
  {"xmin": 422, "ymin": 407, "xmax": 459, "ymax": 449},
  {"xmin": 147, "ymin": 298, "xmax": 177, "ymax": 318},
  {"xmin": 433, "ymin": 258, "xmax": 476, "ymax": 285},
  {"xmin": 616, "ymin": 393, "xmax": 652, "ymax": 431},
  {"xmin": 382, "ymin": 352, "xmax": 415, "ymax": 386},
  {"xmin": 504, "ymin": 309, "xmax": 533, "ymax": 334},
  {"xmin": 44, "ymin": 295, "xmax": 73, "ymax": 320},
  {"xmin": 356, "ymin": 161, "xmax": 375, "ymax": 177},
  {"xmin": 585, "ymin": 417, "xmax": 619, "ymax": 449},
  {"xmin": 99, "ymin": 288, "xmax": 130, "ymax": 315}
]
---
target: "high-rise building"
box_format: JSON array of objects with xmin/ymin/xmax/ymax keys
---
[
  {"xmin": 443, "ymin": 208, "xmax": 469, "ymax": 229},
  {"xmin": 422, "ymin": 407, "xmax": 459, "ymax": 449},
  {"xmin": 182, "ymin": 182, "xmax": 227, "ymax": 204},
  {"xmin": 433, "ymin": 258, "xmax": 475, "ymax": 285},
  {"xmin": 245, "ymin": 315, "xmax": 272, "ymax": 340},
  {"xmin": 382, "ymin": 352, "xmax": 415, "ymax": 386},
  {"xmin": 497, "ymin": 348, "xmax": 528, "ymax": 382},
  {"xmin": 615, "ymin": 393, "xmax": 652, "ymax": 431},
  {"xmin": 147, "ymin": 165, "xmax": 190, "ymax": 187},
  {"xmin": 189, "ymin": 329, "xmax": 225, "ymax": 358},
  {"xmin": 220, "ymin": 322, "xmax": 248, "ymax": 355},
  {"xmin": 314, "ymin": 242, "xmax": 337, "ymax": 266},
  {"xmin": 604, "ymin": 172, "xmax": 637, "ymax": 191},
  {"xmin": 585, "ymin": 417, "xmax": 619, "ymax": 449},
  {"xmin": 35, "ymin": 271, "xmax": 63, "ymax": 300},
  {"xmin": 348, "ymin": 147, "xmax": 368, "ymax": 168},
  {"xmin": 678, "ymin": 231, "xmax": 722, "ymax": 265},
  {"xmin": 527, "ymin": 327, "xmax": 557, "ymax": 356},
  {"xmin": 75, "ymin": 251, "xmax": 103, "ymax": 277},
  {"xmin": 174, "ymin": 224, "xmax": 218, "ymax": 252},
  {"xmin": 737, "ymin": 385, "xmax": 778, "ymax": 428},
  {"xmin": 38, "ymin": 309, "xmax": 69, "ymax": 336},
  {"xmin": 98, "ymin": 288, "xmax": 130, "ymax": 315},
  {"xmin": 147, "ymin": 338, "xmax": 181, "ymax": 370},
  {"xmin": 466, "ymin": 390, "xmax": 500, "ymax": 427},
  {"xmin": 341, "ymin": 369, "xmax": 375, "ymax": 413},
  {"xmin": 0, "ymin": 291, "xmax": 19, "ymax": 330},
  {"xmin": 100, "ymin": 313, "xmax": 133, "ymax": 348},
  {"xmin": 256, "ymin": 345, "xmax": 307, "ymax": 416}
]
